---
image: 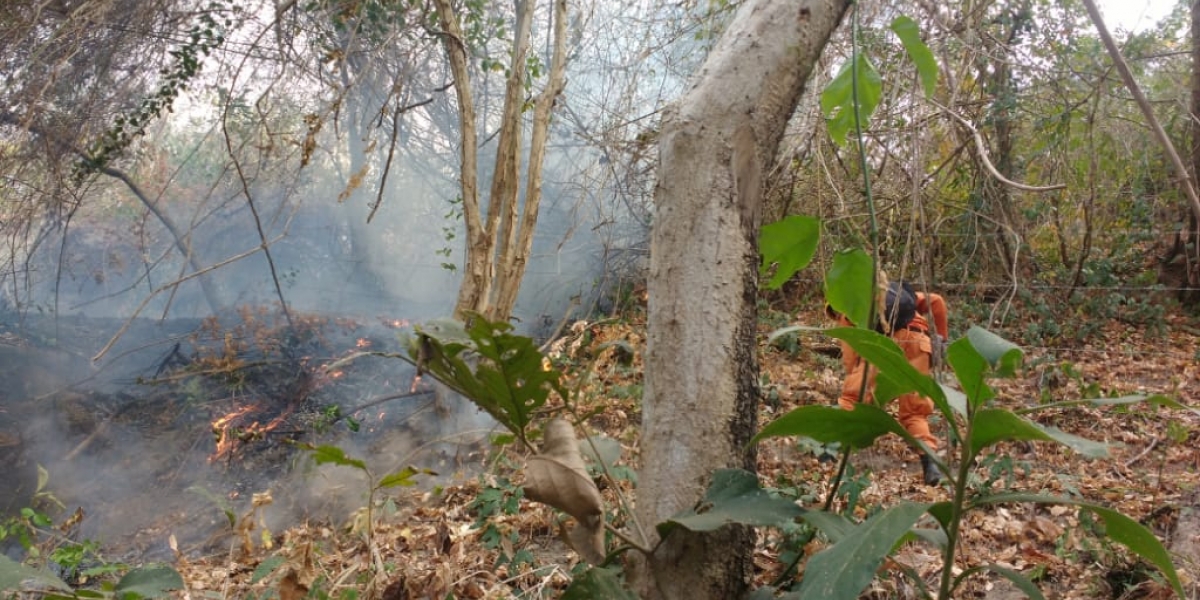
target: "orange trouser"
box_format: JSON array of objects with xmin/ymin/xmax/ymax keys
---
[{"xmin": 838, "ymin": 327, "xmax": 938, "ymax": 450}]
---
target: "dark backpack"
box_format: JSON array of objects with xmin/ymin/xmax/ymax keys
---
[{"xmin": 878, "ymin": 281, "xmax": 918, "ymax": 333}]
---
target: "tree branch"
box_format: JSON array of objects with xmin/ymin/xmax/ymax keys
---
[{"xmin": 928, "ymin": 100, "xmax": 1066, "ymax": 193}]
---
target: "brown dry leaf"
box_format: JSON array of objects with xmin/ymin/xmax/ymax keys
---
[
  {"xmin": 524, "ymin": 418, "xmax": 605, "ymax": 562},
  {"xmin": 278, "ymin": 571, "xmax": 308, "ymax": 600}
]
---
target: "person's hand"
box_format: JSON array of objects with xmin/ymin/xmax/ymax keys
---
[{"xmin": 930, "ymin": 334, "xmax": 946, "ymax": 369}]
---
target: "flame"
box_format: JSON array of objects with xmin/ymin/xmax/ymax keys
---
[
  {"xmin": 356, "ymin": 338, "xmax": 372, "ymax": 349},
  {"xmin": 209, "ymin": 403, "xmax": 294, "ymax": 462}
]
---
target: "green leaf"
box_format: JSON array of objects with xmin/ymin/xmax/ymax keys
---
[
  {"xmin": 965, "ymin": 326, "xmax": 1023, "ymax": 377},
  {"xmin": 889, "ymin": 16, "xmax": 939, "ymax": 98},
  {"xmin": 953, "ymin": 564, "xmax": 1046, "ymax": 600},
  {"xmin": 946, "ymin": 336, "xmax": 995, "ymax": 410},
  {"xmin": 797, "ymin": 510, "xmax": 854, "ymax": 542},
  {"xmin": 0, "ymin": 554, "xmax": 70, "ymax": 593},
  {"xmin": 250, "ymin": 555, "xmax": 285, "ymax": 583},
  {"xmin": 973, "ymin": 493, "xmax": 1183, "ymax": 597},
  {"xmin": 560, "ymin": 566, "xmax": 638, "ymax": 600},
  {"xmin": 406, "ymin": 315, "xmax": 564, "ymax": 445},
  {"xmin": 306, "ymin": 444, "xmax": 367, "ymax": 471},
  {"xmin": 377, "ymin": 466, "xmax": 423, "ymax": 489},
  {"xmin": 824, "ymin": 249, "xmax": 875, "ymax": 330},
  {"xmin": 968, "ymin": 409, "xmax": 1108, "ymax": 461},
  {"xmin": 827, "ymin": 328, "xmax": 945, "ymax": 408},
  {"xmin": 760, "ymin": 216, "xmax": 821, "ymax": 289},
  {"xmin": 820, "ymin": 53, "xmax": 883, "ymax": 147},
  {"xmin": 658, "ymin": 469, "xmax": 804, "ymax": 537},
  {"xmin": 753, "ymin": 404, "xmax": 910, "ymax": 450},
  {"xmin": 797, "ymin": 502, "xmax": 930, "ymax": 599},
  {"xmin": 114, "ymin": 564, "xmax": 185, "ymax": 599}
]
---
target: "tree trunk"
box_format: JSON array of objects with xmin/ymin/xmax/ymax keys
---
[
  {"xmin": 632, "ymin": 1, "xmax": 848, "ymax": 598},
  {"xmin": 437, "ymin": 0, "xmax": 568, "ymax": 322}
]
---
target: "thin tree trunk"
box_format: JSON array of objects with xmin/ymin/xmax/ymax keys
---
[
  {"xmin": 492, "ymin": 0, "xmax": 568, "ymax": 320},
  {"xmin": 433, "ymin": 0, "xmax": 485, "ymax": 319},
  {"xmin": 1082, "ymin": 0, "xmax": 1200, "ymax": 301},
  {"xmin": 633, "ymin": 1, "xmax": 849, "ymax": 598}
]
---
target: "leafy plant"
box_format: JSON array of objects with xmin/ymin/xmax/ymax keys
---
[
  {"xmin": 300, "ymin": 443, "xmax": 430, "ymax": 544},
  {"xmin": 748, "ymin": 320, "xmax": 1184, "ymax": 599}
]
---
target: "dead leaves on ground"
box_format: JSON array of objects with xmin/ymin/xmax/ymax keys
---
[{"xmin": 167, "ymin": 313, "xmax": 1199, "ymax": 599}]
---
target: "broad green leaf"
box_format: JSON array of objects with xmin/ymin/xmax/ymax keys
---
[
  {"xmin": 966, "ymin": 326, "xmax": 1023, "ymax": 377},
  {"xmin": 968, "ymin": 409, "xmax": 1108, "ymax": 460},
  {"xmin": 821, "ymin": 54, "xmax": 883, "ymax": 147},
  {"xmin": 953, "ymin": 564, "xmax": 1046, "ymax": 600},
  {"xmin": 0, "ymin": 554, "xmax": 70, "ymax": 593},
  {"xmin": 307, "ymin": 444, "xmax": 367, "ymax": 471},
  {"xmin": 797, "ymin": 502, "xmax": 931, "ymax": 599},
  {"xmin": 798, "ymin": 509, "xmax": 854, "ymax": 542},
  {"xmin": 406, "ymin": 315, "xmax": 565, "ymax": 444},
  {"xmin": 760, "ymin": 215, "xmax": 821, "ymax": 289},
  {"xmin": 889, "ymin": 16, "xmax": 939, "ymax": 98},
  {"xmin": 824, "ymin": 249, "xmax": 875, "ymax": 330},
  {"xmin": 926, "ymin": 500, "xmax": 954, "ymax": 530},
  {"xmin": 659, "ymin": 469, "xmax": 804, "ymax": 536},
  {"xmin": 560, "ymin": 567, "xmax": 638, "ymax": 600},
  {"xmin": 946, "ymin": 336, "xmax": 995, "ymax": 410},
  {"xmin": 378, "ymin": 466, "xmax": 423, "ymax": 489},
  {"xmin": 113, "ymin": 564, "xmax": 185, "ymax": 599},
  {"xmin": 973, "ymin": 493, "xmax": 1183, "ymax": 597},
  {"xmin": 940, "ymin": 382, "xmax": 968, "ymax": 417},
  {"xmin": 827, "ymin": 328, "xmax": 946, "ymax": 409},
  {"xmin": 753, "ymin": 404, "xmax": 909, "ymax": 450}
]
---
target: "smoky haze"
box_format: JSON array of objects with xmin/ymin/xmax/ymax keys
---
[{"xmin": 0, "ymin": 0, "xmax": 721, "ymax": 561}]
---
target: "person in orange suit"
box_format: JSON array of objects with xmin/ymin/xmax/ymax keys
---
[{"xmin": 827, "ymin": 286, "xmax": 949, "ymax": 485}]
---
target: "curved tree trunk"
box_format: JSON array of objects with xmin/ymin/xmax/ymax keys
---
[{"xmin": 632, "ymin": 1, "xmax": 849, "ymax": 598}]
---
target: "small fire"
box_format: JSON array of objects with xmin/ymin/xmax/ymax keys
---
[
  {"xmin": 209, "ymin": 404, "xmax": 293, "ymax": 462},
  {"xmin": 356, "ymin": 338, "xmax": 372, "ymax": 349}
]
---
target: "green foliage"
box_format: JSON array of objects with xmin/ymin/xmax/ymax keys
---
[
  {"xmin": 759, "ymin": 216, "xmax": 821, "ymax": 290},
  {"xmin": 298, "ymin": 443, "xmax": 431, "ymax": 562},
  {"xmin": 821, "ymin": 54, "xmax": 882, "ymax": 148},
  {"xmin": 404, "ymin": 316, "xmax": 568, "ymax": 449},
  {"xmin": 823, "ymin": 249, "xmax": 876, "ymax": 331},
  {"xmin": 751, "ymin": 320, "xmax": 1185, "ymax": 599},
  {"xmin": 657, "ymin": 469, "xmax": 804, "ymax": 537},
  {"xmin": 467, "ymin": 476, "xmax": 532, "ymax": 568},
  {"xmin": 82, "ymin": 1, "xmax": 232, "ymax": 177},
  {"xmin": 888, "ymin": 16, "xmax": 938, "ymax": 98}
]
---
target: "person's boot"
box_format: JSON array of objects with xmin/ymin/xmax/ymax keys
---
[{"xmin": 920, "ymin": 454, "xmax": 940, "ymax": 485}]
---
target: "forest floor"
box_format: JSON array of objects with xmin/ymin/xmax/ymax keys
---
[{"xmin": 15, "ymin": 302, "xmax": 1200, "ymax": 599}]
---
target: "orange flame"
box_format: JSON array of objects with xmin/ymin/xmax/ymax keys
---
[{"xmin": 209, "ymin": 403, "xmax": 293, "ymax": 462}]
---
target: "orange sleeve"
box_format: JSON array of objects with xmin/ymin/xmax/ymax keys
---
[{"xmin": 919, "ymin": 293, "xmax": 949, "ymax": 337}]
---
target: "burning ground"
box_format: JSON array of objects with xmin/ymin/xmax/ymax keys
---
[
  {"xmin": 3, "ymin": 304, "xmax": 1200, "ymax": 599},
  {"xmin": 0, "ymin": 307, "xmax": 493, "ymax": 568}
]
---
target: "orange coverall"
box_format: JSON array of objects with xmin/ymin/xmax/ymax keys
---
[{"xmin": 837, "ymin": 292, "xmax": 949, "ymax": 451}]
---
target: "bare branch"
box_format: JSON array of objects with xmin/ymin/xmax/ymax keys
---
[{"xmin": 928, "ymin": 100, "xmax": 1066, "ymax": 193}]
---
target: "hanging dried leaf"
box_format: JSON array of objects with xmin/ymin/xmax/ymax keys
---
[{"xmin": 525, "ymin": 419, "xmax": 606, "ymax": 563}]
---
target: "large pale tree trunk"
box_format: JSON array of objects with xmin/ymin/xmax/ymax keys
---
[{"xmin": 632, "ymin": 1, "xmax": 848, "ymax": 598}]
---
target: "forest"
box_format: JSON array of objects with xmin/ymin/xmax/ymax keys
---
[{"xmin": 0, "ymin": 0, "xmax": 1199, "ymax": 598}]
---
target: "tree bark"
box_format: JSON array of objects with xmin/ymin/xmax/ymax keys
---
[
  {"xmin": 491, "ymin": 0, "xmax": 568, "ymax": 320},
  {"xmin": 433, "ymin": 0, "xmax": 485, "ymax": 320},
  {"xmin": 632, "ymin": 1, "xmax": 848, "ymax": 598}
]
